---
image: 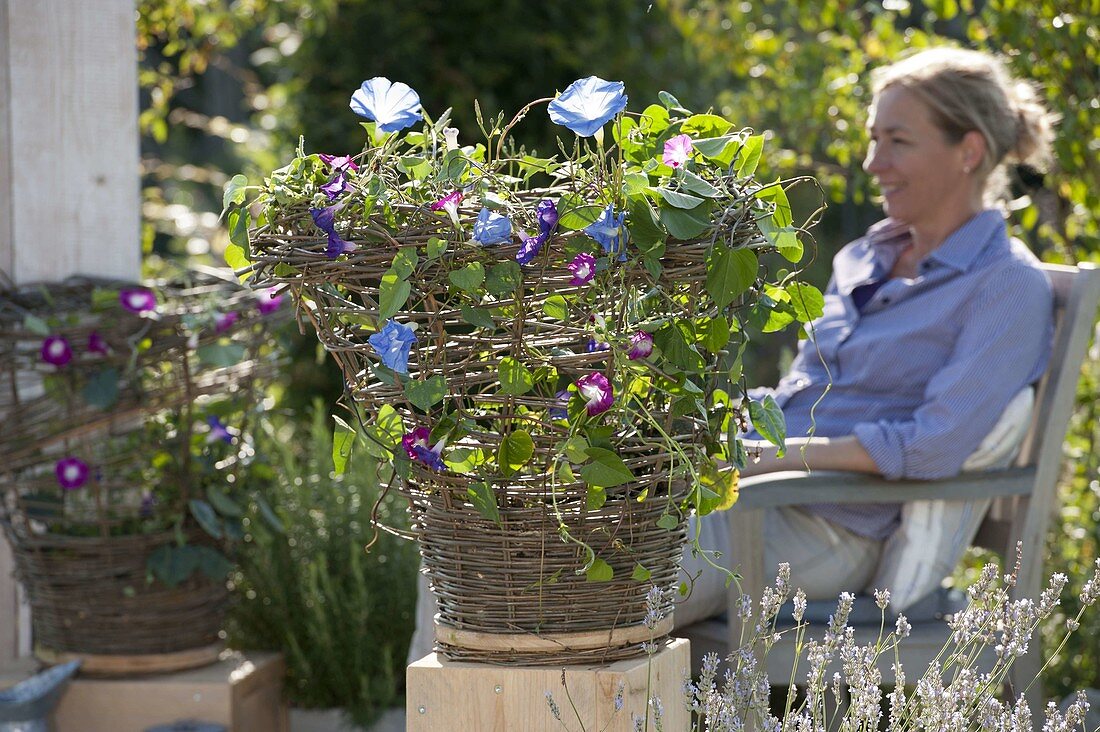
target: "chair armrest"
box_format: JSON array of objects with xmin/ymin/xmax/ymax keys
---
[{"xmin": 731, "ymin": 466, "xmax": 1037, "ymax": 511}]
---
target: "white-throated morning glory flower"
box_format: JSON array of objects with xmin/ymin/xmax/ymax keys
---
[
  {"xmin": 368, "ymin": 319, "xmax": 417, "ymax": 374},
  {"xmin": 310, "ymin": 205, "xmax": 355, "ymax": 258},
  {"xmin": 516, "ymin": 231, "xmax": 544, "ymax": 265},
  {"xmin": 41, "ymin": 336, "xmax": 72, "ymax": 366},
  {"xmin": 472, "ymin": 207, "xmax": 512, "ymax": 246},
  {"xmin": 575, "ymin": 372, "xmax": 614, "ymax": 416},
  {"xmin": 627, "ymin": 331, "xmax": 654, "ymax": 360},
  {"xmin": 349, "ymin": 77, "xmax": 422, "ymax": 133},
  {"xmin": 663, "ymin": 133, "xmax": 693, "ymax": 168},
  {"xmin": 56, "ymin": 457, "xmax": 89, "ymax": 490},
  {"xmin": 568, "ymin": 253, "xmax": 596, "ymax": 285},
  {"xmin": 120, "ymin": 287, "xmax": 157, "ymax": 313},
  {"xmin": 585, "ymin": 204, "xmax": 628, "ymax": 261},
  {"xmin": 432, "ymin": 190, "xmax": 463, "ymax": 229},
  {"xmin": 403, "ymin": 426, "xmax": 446, "ymax": 470},
  {"xmin": 548, "ymin": 76, "xmax": 628, "ymax": 137}
]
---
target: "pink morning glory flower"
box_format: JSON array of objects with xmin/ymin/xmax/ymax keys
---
[
  {"xmin": 55, "ymin": 457, "xmax": 89, "ymax": 490},
  {"xmin": 319, "ymin": 154, "xmax": 359, "ymax": 173},
  {"xmin": 257, "ymin": 288, "xmax": 284, "ymax": 315},
  {"xmin": 662, "ymin": 134, "xmax": 693, "ymax": 168},
  {"xmin": 214, "ymin": 311, "xmax": 239, "ymax": 333},
  {"xmin": 403, "ymin": 427, "xmax": 446, "ymax": 470},
  {"xmin": 349, "ymin": 77, "xmax": 422, "ymax": 133},
  {"xmin": 206, "ymin": 416, "xmax": 233, "ymax": 444},
  {"xmin": 548, "ymin": 76, "xmax": 628, "ymax": 137},
  {"xmin": 627, "ymin": 331, "xmax": 654, "ymax": 360},
  {"xmin": 87, "ymin": 331, "xmax": 110, "ymax": 355},
  {"xmin": 310, "ymin": 205, "xmax": 356, "ymax": 258},
  {"xmin": 432, "ymin": 190, "xmax": 463, "ymax": 229},
  {"xmin": 568, "ymin": 253, "xmax": 596, "ymax": 286},
  {"xmin": 41, "ymin": 336, "xmax": 72, "ymax": 366},
  {"xmin": 120, "ymin": 288, "xmax": 157, "ymax": 313},
  {"xmin": 575, "ymin": 372, "xmax": 613, "ymax": 416}
]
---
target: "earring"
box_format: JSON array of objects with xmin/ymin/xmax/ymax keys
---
[{"xmin": 963, "ymin": 165, "xmax": 972, "ymax": 174}]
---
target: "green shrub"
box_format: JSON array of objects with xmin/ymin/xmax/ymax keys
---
[{"xmin": 227, "ymin": 405, "xmax": 418, "ymax": 727}]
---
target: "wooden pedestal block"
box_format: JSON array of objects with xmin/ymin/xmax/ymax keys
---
[
  {"xmin": 1, "ymin": 651, "xmax": 288, "ymax": 732},
  {"xmin": 407, "ymin": 638, "xmax": 690, "ymax": 732}
]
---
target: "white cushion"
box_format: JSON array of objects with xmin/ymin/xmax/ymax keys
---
[{"xmin": 867, "ymin": 387, "xmax": 1034, "ymax": 610}]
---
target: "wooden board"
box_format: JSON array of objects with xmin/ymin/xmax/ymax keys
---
[
  {"xmin": 0, "ymin": 0, "xmax": 141, "ymax": 284},
  {"xmin": 0, "ymin": 651, "xmax": 290, "ymax": 732},
  {"xmin": 407, "ymin": 638, "xmax": 691, "ymax": 732},
  {"xmin": 35, "ymin": 642, "xmax": 224, "ymax": 676}
]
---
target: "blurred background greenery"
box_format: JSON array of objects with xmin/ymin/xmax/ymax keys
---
[{"xmin": 136, "ymin": 0, "xmax": 1098, "ymax": 719}]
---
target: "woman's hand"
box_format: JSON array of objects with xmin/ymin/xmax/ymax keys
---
[{"xmin": 738, "ymin": 435, "xmax": 880, "ymax": 478}]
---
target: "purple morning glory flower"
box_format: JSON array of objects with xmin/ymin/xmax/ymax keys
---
[
  {"xmin": 516, "ymin": 232, "xmax": 544, "ymax": 265},
  {"xmin": 472, "ymin": 207, "xmax": 512, "ymax": 247},
  {"xmin": 140, "ymin": 490, "xmax": 156, "ymax": 519},
  {"xmin": 549, "ymin": 390, "xmax": 570, "ymax": 421},
  {"xmin": 258, "ymin": 288, "xmax": 284, "ymax": 315},
  {"xmin": 320, "ymin": 171, "xmax": 348, "ymax": 200},
  {"xmin": 432, "ymin": 190, "xmax": 463, "ymax": 228},
  {"xmin": 214, "ymin": 311, "xmax": 239, "ymax": 333},
  {"xmin": 310, "ymin": 205, "xmax": 355, "ymax": 258},
  {"xmin": 55, "ymin": 457, "xmax": 89, "ymax": 490},
  {"xmin": 575, "ymin": 372, "xmax": 614, "ymax": 416},
  {"xmin": 368, "ymin": 319, "xmax": 417, "ymax": 374},
  {"xmin": 87, "ymin": 331, "xmax": 110, "ymax": 355},
  {"xmin": 663, "ymin": 134, "xmax": 693, "ymax": 168},
  {"xmin": 536, "ymin": 199, "xmax": 559, "ymax": 237},
  {"xmin": 585, "ymin": 204, "xmax": 628, "ymax": 261},
  {"xmin": 206, "ymin": 416, "xmax": 234, "ymax": 444},
  {"xmin": 585, "ymin": 339, "xmax": 610, "ymax": 353},
  {"xmin": 403, "ymin": 427, "xmax": 446, "ymax": 470},
  {"xmin": 548, "ymin": 76, "xmax": 628, "ymax": 137},
  {"xmin": 402, "ymin": 426, "xmax": 431, "ymax": 460},
  {"xmin": 627, "ymin": 331, "xmax": 654, "ymax": 360},
  {"xmin": 319, "ymin": 154, "xmax": 359, "ymax": 173},
  {"xmin": 568, "ymin": 253, "xmax": 596, "ymax": 286},
  {"xmin": 350, "ymin": 77, "xmax": 423, "ymax": 133},
  {"xmin": 120, "ymin": 287, "xmax": 157, "ymax": 313},
  {"xmin": 41, "ymin": 336, "xmax": 72, "ymax": 366}
]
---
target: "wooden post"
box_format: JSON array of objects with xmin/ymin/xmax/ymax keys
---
[
  {"xmin": 407, "ymin": 639, "xmax": 691, "ymax": 732},
  {"xmin": 0, "ymin": 0, "xmax": 142, "ymax": 661}
]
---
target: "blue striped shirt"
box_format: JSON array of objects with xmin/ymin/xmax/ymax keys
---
[{"xmin": 757, "ymin": 210, "xmax": 1054, "ymax": 540}]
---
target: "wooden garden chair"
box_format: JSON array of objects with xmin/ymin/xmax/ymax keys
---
[{"xmin": 682, "ymin": 261, "xmax": 1100, "ymax": 717}]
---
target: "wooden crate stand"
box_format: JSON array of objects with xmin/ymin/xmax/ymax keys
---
[{"xmin": 407, "ymin": 638, "xmax": 690, "ymax": 732}]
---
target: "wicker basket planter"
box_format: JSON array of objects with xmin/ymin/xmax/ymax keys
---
[
  {"xmin": 4, "ymin": 524, "xmax": 227, "ymax": 658},
  {"xmin": 233, "ymin": 76, "xmax": 811, "ymax": 665}
]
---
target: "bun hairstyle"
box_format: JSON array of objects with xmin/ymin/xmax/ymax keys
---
[{"xmin": 871, "ymin": 47, "xmax": 1057, "ymax": 202}]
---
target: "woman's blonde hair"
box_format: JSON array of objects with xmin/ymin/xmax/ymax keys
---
[{"xmin": 871, "ymin": 47, "xmax": 1056, "ymax": 201}]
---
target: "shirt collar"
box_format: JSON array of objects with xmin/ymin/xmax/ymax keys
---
[
  {"xmin": 835, "ymin": 210, "xmax": 1006, "ymax": 296},
  {"xmin": 926, "ymin": 209, "xmax": 1005, "ymax": 272}
]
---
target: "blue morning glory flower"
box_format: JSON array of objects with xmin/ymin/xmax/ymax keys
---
[
  {"xmin": 548, "ymin": 76, "xmax": 628, "ymax": 137},
  {"xmin": 206, "ymin": 416, "xmax": 234, "ymax": 444},
  {"xmin": 350, "ymin": 77, "xmax": 423, "ymax": 133},
  {"xmin": 368, "ymin": 319, "xmax": 417, "ymax": 374},
  {"xmin": 516, "ymin": 232, "xmax": 544, "ymax": 266},
  {"xmin": 310, "ymin": 206, "xmax": 355, "ymax": 258},
  {"xmin": 584, "ymin": 204, "xmax": 628, "ymax": 261},
  {"xmin": 472, "ymin": 207, "xmax": 512, "ymax": 247}
]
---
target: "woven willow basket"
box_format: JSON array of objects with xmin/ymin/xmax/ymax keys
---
[
  {"xmin": 249, "ymin": 184, "xmax": 763, "ymax": 663},
  {"xmin": 0, "ymin": 274, "xmax": 281, "ymax": 663}
]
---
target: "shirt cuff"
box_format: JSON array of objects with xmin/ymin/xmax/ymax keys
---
[{"xmin": 853, "ymin": 421, "xmax": 905, "ymax": 480}]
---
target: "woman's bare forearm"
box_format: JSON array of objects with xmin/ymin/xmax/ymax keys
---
[{"xmin": 739, "ymin": 435, "xmax": 879, "ymax": 477}]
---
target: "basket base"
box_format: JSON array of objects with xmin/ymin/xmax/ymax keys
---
[{"xmin": 35, "ymin": 641, "xmax": 224, "ymax": 676}]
